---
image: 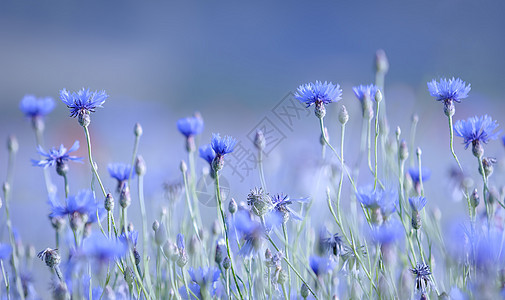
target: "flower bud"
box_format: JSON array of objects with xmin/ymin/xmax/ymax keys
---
[
  {"xmin": 315, "ymin": 101, "xmax": 326, "ymax": 119},
  {"xmin": 472, "ymin": 141, "xmax": 484, "ymax": 158},
  {"xmin": 135, "ymin": 155, "xmax": 146, "ymax": 176},
  {"xmin": 222, "ymin": 256, "xmax": 231, "ymax": 270},
  {"xmin": 78, "ymin": 113, "xmax": 91, "ymax": 127},
  {"xmin": 301, "ymin": 283, "xmax": 309, "ymax": 299},
  {"xmin": 470, "ymin": 188, "xmax": 479, "ymax": 208},
  {"xmin": 38, "ymin": 248, "xmax": 61, "ymax": 268},
  {"xmin": 375, "ymin": 49, "xmax": 389, "ymax": 74},
  {"xmin": 119, "ymin": 185, "xmax": 131, "ymax": 208},
  {"xmin": 228, "ymin": 198, "xmax": 237, "ymax": 214},
  {"xmin": 177, "ymin": 250, "xmax": 188, "ymax": 267},
  {"xmin": 481, "ymin": 157, "xmax": 495, "ymax": 178},
  {"xmin": 189, "ymin": 235, "xmax": 199, "ymax": 255},
  {"xmin": 215, "ymin": 244, "xmax": 224, "ymax": 264},
  {"xmin": 134, "ymin": 122, "xmax": 143, "ymax": 137},
  {"xmin": 124, "ymin": 266, "xmax": 135, "ymax": 285},
  {"xmin": 212, "ymin": 155, "xmax": 224, "ymax": 172},
  {"xmin": 254, "ymin": 130, "xmax": 266, "ymax": 151},
  {"xmin": 163, "ymin": 241, "xmax": 179, "ymax": 261},
  {"xmin": 443, "ymin": 101, "xmax": 455, "ymax": 117},
  {"xmin": 7, "ymin": 135, "xmax": 18, "ymax": 154},
  {"xmin": 265, "ymin": 248, "xmax": 272, "ymax": 261},
  {"xmin": 412, "ymin": 211, "xmax": 422, "ymax": 230},
  {"xmin": 133, "ymin": 248, "xmax": 141, "ymax": 266},
  {"xmin": 180, "ymin": 160, "xmax": 188, "ymax": 173},
  {"xmin": 375, "ymin": 89, "xmax": 383, "ymax": 103},
  {"xmin": 211, "ymin": 220, "xmax": 221, "ymax": 236},
  {"xmin": 56, "ymin": 161, "xmax": 69, "ymax": 176},
  {"xmin": 154, "ymin": 224, "xmax": 167, "ymax": 246},
  {"xmin": 152, "ymin": 220, "xmax": 160, "ymax": 232},
  {"xmin": 105, "ymin": 193, "xmax": 114, "ymax": 211},
  {"xmin": 338, "ymin": 105, "xmax": 349, "ymax": 125}
]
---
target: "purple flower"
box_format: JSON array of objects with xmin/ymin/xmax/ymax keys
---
[
  {"xmin": 107, "ymin": 163, "xmax": 134, "ymax": 191},
  {"xmin": 60, "ymin": 88, "xmax": 108, "ymax": 118},
  {"xmin": 408, "ymin": 167, "xmax": 431, "ymax": 185},
  {"xmin": 271, "ymin": 193, "xmax": 309, "ymax": 222},
  {"xmin": 211, "ymin": 133, "xmax": 236, "ymax": 156},
  {"xmin": 371, "ymin": 220, "xmax": 403, "ymax": 245},
  {"xmin": 353, "ymin": 84, "xmax": 380, "ymax": 103},
  {"xmin": 81, "ymin": 234, "xmax": 127, "ymax": 265},
  {"xmin": 309, "ymin": 255, "xmax": 336, "ymax": 277},
  {"xmin": 199, "ymin": 144, "xmax": 216, "ymax": 166},
  {"xmin": 177, "ymin": 116, "xmax": 204, "ymax": 138},
  {"xmin": 454, "ymin": 115, "xmax": 500, "ymax": 149},
  {"xmin": 427, "ymin": 77, "xmax": 471, "ymax": 103},
  {"xmin": 409, "ymin": 196, "xmax": 427, "ymax": 212},
  {"xmin": 32, "ymin": 141, "xmax": 83, "ymax": 168},
  {"xmin": 295, "ymin": 81, "xmax": 342, "ymax": 108},
  {"xmin": 19, "ymin": 95, "xmax": 55, "ymax": 119},
  {"xmin": 0, "ymin": 243, "xmax": 12, "ymax": 260},
  {"xmin": 49, "ymin": 190, "xmax": 105, "ymax": 229}
]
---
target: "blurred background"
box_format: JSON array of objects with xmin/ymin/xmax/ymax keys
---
[{"xmin": 1, "ymin": 0, "xmax": 505, "ymax": 296}]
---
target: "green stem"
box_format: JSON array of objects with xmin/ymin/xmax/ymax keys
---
[
  {"xmin": 62, "ymin": 173, "xmax": 70, "ymax": 198},
  {"xmin": 182, "ymin": 167, "xmax": 202, "ymax": 240},
  {"xmin": 128, "ymin": 134, "xmax": 140, "ymax": 189},
  {"xmin": 477, "ymin": 156, "xmax": 490, "ymax": 223},
  {"xmin": 373, "ymin": 100, "xmax": 380, "ymax": 190},
  {"xmin": 1, "ymin": 260, "xmax": 10, "ymax": 300},
  {"xmin": 448, "ymin": 115, "xmax": 463, "ymax": 171},
  {"xmin": 181, "ymin": 266, "xmax": 190, "ymax": 300},
  {"xmin": 282, "ymin": 224, "xmax": 291, "ymax": 299},
  {"xmin": 258, "ymin": 149, "xmax": 267, "ymax": 192},
  {"xmin": 83, "ymin": 126, "xmax": 106, "ymax": 197},
  {"xmin": 214, "ymin": 171, "xmax": 244, "ymax": 300},
  {"xmin": 138, "ymin": 174, "xmax": 154, "ymax": 295},
  {"xmin": 409, "ymin": 115, "xmax": 418, "ymax": 167},
  {"xmin": 336, "ymin": 123, "xmax": 345, "ymax": 223},
  {"xmin": 318, "ymin": 117, "xmax": 357, "ymax": 192}
]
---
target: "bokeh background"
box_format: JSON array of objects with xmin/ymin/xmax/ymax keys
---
[{"xmin": 1, "ymin": 1, "xmax": 505, "ymax": 296}]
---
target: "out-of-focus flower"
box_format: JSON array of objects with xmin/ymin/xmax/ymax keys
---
[
  {"xmin": 177, "ymin": 116, "xmax": 204, "ymax": 138},
  {"xmin": 19, "ymin": 95, "xmax": 55, "ymax": 119},
  {"xmin": 408, "ymin": 167, "xmax": 431, "ymax": 186},
  {"xmin": 81, "ymin": 234, "xmax": 127, "ymax": 265},
  {"xmin": 49, "ymin": 190, "xmax": 104, "ymax": 230},
  {"xmin": 356, "ymin": 186, "xmax": 397, "ymax": 224},
  {"xmin": 107, "ymin": 163, "xmax": 134, "ymax": 191},
  {"xmin": 270, "ymin": 193, "xmax": 309, "ymax": 223},
  {"xmin": 309, "ymin": 255, "xmax": 336, "ymax": 277},
  {"xmin": 0, "ymin": 243, "xmax": 12, "ymax": 260},
  {"xmin": 353, "ymin": 84, "xmax": 380, "ymax": 103}
]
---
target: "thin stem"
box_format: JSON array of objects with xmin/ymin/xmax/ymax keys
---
[
  {"xmin": 417, "ymin": 150, "xmax": 424, "ymax": 197},
  {"xmin": 447, "ymin": 115, "xmax": 463, "ymax": 171},
  {"xmin": 282, "ymin": 224, "xmax": 291, "ymax": 299},
  {"xmin": 128, "ymin": 134, "xmax": 140, "ymax": 189},
  {"xmin": 258, "ymin": 149, "xmax": 267, "ymax": 192},
  {"xmin": 138, "ymin": 174, "xmax": 154, "ymax": 295},
  {"xmin": 409, "ymin": 115, "xmax": 418, "ymax": 166},
  {"xmin": 181, "ymin": 266, "xmax": 190, "ymax": 300},
  {"xmin": 477, "ymin": 156, "xmax": 490, "ymax": 224},
  {"xmin": 367, "ymin": 117, "xmax": 373, "ymax": 173},
  {"xmin": 83, "ymin": 126, "xmax": 106, "ymax": 197},
  {"xmin": 336, "ymin": 123, "xmax": 346, "ymax": 223},
  {"xmin": 182, "ymin": 167, "xmax": 202, "ymax": 240},
  {"xmin": 1, "ymin": 260, "xmax": 9, "ymax": 300},
  {"xmin": 214, "ymin": 171, "xmax": 244, "ymax": 300},
  {"xmin": 318, "ymin": 117, "xmax": 357, "ymax": 192},
  {"xmin": 373, "ymin": 100, "xmax": 380, "ymax": 190},
  {"xmin": 62, "ymin": 173, "xmax": 70, "ymax": 198}
]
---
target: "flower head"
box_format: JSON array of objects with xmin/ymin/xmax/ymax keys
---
[
  {"xmin": 371, "ymin": 220, "xmax": 403, "ymax": 245},
  {"xmin": 410, "ymin": 263, "xmax": 432, "ymax": 292},
  {"xmin": 295, "ymin": 81, "xmax": 342, "ymax": 108},
  {"xmin": 49, "ymin": 190, "xmax": 105, "ymax": 230},
  {"xmin": 177, "ymin": 116, "xmax": 204, "ymax": 138},
  {"xmin": 81, "ymin": 234, "xmax": 127, "ymax": 265},
  {"xmin": 107, "ymin": 163, "xmax": 134, "ymax": 191},
  {"xmin": 271, "ymin": 193, "xmax": 309, "ymax": 223},
  {"xmin": 211, "ymin": 133, "xmax": 236, "ymax": 156},
  {"xmin": 0, "ymin": 243, "xmax": 12, "ymax": 260},
  {"xmin": 356, "ymin": 186, "xmax": 397, "ymax": 223},
  {"xmin": 454, "ymin": 115, "xmax": 500, "ymax": 156},
  {"xmin": 60, "ymin": 88, "xmax": 108, "ymax": 118},
  {"xmin": 19, "ymin": 95, "xmax": 55, "ymax": 119},
  {"xmin": 353, "ymin": 84, "xmax": 380, "ymax": 103},
  {"xmin": 408, "ymin": 167, "xmax": 431, "ymax": 185},
  {"xmin": 180, "ymin": 267, "xmax": 222, "ymax": 300},
  {"xmin": 318, "ymin": 228, "xmax": 344, "ymax": 257},
  {"xmin": 409, "ymin": 196, "xmax": 427, "ymax": 212},
  {"xmin": 247, "ymin": 187, "xmax": 273, "ymax": 217},
  {"xmin": 32, "ymin": 141, "xmax": 83, "ymax": 175},
  {"xmin": 199, "ymin": 144, "xmax": 216, "ymax": 166},
  {"xmin": 427, "ymin": 77, "xmax": 471, "ymax": 103},
  {"xmin": 233, "ymin": 210, "xmax": 264, "ymax": 259},
  {"xmin": 309, "ymin": 255, "xmax": 336, "ymax": 277}
]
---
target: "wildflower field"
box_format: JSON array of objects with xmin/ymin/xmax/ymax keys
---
[
  {"xmin": 2, "ymin": 2, "xmax": 505, "ymax": 300},
  {"xmin": 1, "ymin": 47, "xmax": 505, "ymax": 300}
]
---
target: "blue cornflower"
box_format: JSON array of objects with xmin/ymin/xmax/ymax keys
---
[
  {"xmin": 60, "ymin": 88, "xmax": 108, "ymax": 126},
  {"xmin": 107, "ymin": 163, "xmax": 134, "ymax": 191},
  {"xmin": 356, "ymin": 186, "xmax": 397, "ymax": 224},
  {"xmin": 177, "ymin": 233, "xmax": 185, "ymax": 252},
  {"xmin": 371, "ymin": 220, "xmax": 403, "ymax": 245},
  {"xmin": 32, "ymin": 141, "xmax": 82, "ymax": 175},
  {"xmin": 309, "ymin": 255, "xmax": 336, "ymax": 277},
  {"xmin": 411, "ymin": 263, "xmax": 432, "ymax": 292},
  {"xmin": 295, "ymin": 81, "xmax": 342, "ymax": 119},
  {"xmin": 119, "ymin": 230, "xmax": 138, "ymax": 248},
  {"xmin": 81, "ymin": 234, "xmax": 127, "ymax": 265},
  {"xmin": 408, "ymin": 167, "xmax": 431, "ymax": 185},
  {"xmin": 49, "ymin": 189, "xmax": 104, "ymax": 230},
  {"xmin": 179, "ymin": 267, "xmax": 222, "ymax": 300},
  {"xmin": 19, "ymin": 95, "xmax": 55, "ymax": 119},
  {"xmin": 271, "ymin": 193, "xmax": 309, "ymax": 223},
  {"xmin": 295, "ymin": 81, "xmax": 342, "ymax": 108},
  {"xmin": 0, "ymin": 243, "xmax": 12, "ymax": 260},
  {"xmin": 454, "ymin": 115, "xmax": 500, "ymax": 157},
  {"xmin": 210, "ymin": 133, "xmax": 237, "ymax": 172},
  {"xmin": 409, "ymin": 196, "xmax": 427, "ymax": 212},
  {"xmin": 353, "ymin": 84, "xmax": 380, "ymax": 103},
  {"xmin": 318, "ymin": 227, "xmax": 344, "ymax": 257},
  {"xmin": 233, "ymin": 210, "xmax": 264, "ymax": 259},
  {"xmin": 177, "ymin": 116, "xmax": 204, "ymax": 138},
  {"xmin": 427, "ymin": 77, "xmax": 471, "ymax": 104},
  {"xmin": 199, "ymin": 144, "xmax": 216, "ymax": 166},
  {"xmin": 211, "ymin": 133, "xmax": 236, "ymax": 156}
]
